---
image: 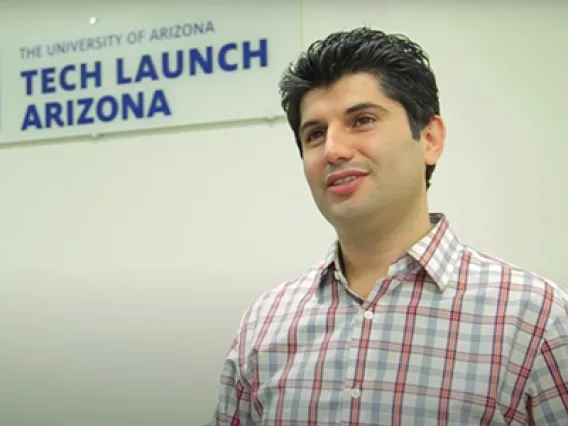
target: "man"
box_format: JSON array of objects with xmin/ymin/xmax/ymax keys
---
[{"xmin": 211, "ymin": 27, "xmax": 568, "ymax": 425}]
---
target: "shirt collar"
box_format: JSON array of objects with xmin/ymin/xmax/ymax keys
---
[{"xmin": 320, "ymin": 213, "xmax": 462, "ymax": 292}]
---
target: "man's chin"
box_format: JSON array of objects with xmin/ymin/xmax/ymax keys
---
[{"xmin": 324, "ymin": 202, "xmax": 376, "ymax": 224}]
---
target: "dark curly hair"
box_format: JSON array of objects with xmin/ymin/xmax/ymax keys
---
[{"xmin": 278, "ymin": 27, "xmax": 440, "ymax": 189}]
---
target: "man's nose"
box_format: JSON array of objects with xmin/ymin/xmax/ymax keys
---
[{"xmin": 323, "ymin": 126, "xmax": 355, "ymax": 164}]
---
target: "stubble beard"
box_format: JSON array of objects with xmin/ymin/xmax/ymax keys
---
[{"xmin": 320, "ymin": 189, "xmax": 383, "ymax": 231}]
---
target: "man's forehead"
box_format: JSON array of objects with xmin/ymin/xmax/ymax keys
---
[{"xmin": 301, "ymin": 74, "xmax": 388, "ymax": 109}]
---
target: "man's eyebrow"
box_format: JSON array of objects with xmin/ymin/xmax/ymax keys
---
[{"xmin": 345, "ymin": 102, "xmax": 387, "ymax": 115}]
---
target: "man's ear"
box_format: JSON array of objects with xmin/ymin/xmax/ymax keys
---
[{"xmin": 422, "ymin": 115, "xmax": 446, "ymax": 166}]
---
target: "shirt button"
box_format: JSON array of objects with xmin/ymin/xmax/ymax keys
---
[
  {"xmin": 351, "ymin": 388, "xmax": 361, "ymax": 398},
  {"xmin": 364, "ymin": 310, "xmax": 373, "ymax": 320}
]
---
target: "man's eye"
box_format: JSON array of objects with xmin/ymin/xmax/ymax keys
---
[
  {"xmin": 354, "ymin": 116, "xmax": 375, "ymax": 126},
  {"xmin": 306, "ymin": 129, "xmax": 324, "ymax": 142}
]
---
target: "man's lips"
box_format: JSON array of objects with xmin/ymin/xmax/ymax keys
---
[
  {"xmin": 325, "ymin": 169, "xmax": 368, "ymax": 187},
  {"xmin": 325, "ymin": 169, "xmax": 368, "ymax": 196}
]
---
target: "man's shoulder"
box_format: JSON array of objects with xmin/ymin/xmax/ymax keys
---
[
  {"xmin": 255, "ymin": 260, "xmax": 326, "ymax": 303},
  {"xmin": 240, "ymin": 260, "xmax": 326, "ymax": 324},
  {"xmin": 463, "ymin": 245, "xmax": 568, "ymax": 312}
]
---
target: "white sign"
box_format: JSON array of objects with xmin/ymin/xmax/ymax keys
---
[{"xmin": 0, "ymin": 2, "xmax": 302, "ymax": 144}]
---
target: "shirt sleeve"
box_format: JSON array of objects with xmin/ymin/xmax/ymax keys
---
[
  {"xmin": 211, "ymin": 323, "xmax": 254, "ymax": 425},
  {"xmin": 525, "ymin": 305, "xmax": 568, "ymax": 424}
]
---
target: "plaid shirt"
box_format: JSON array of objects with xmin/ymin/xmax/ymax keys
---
[{"xmin": 213, "ymin": 213, "xmax": 568, "ymax": 425}]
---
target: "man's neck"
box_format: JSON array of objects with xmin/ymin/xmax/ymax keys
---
[{"xmin": 336, "ymin": 209, "xmax": 434, "ymax": 294}]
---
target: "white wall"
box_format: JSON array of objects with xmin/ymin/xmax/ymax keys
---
[{"xmin": 1, "ymin": 1, "xmax": 567, "ymax": 426}]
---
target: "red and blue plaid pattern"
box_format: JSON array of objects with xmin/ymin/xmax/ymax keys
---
[{"xmin": 213, "ymin": 214, "xmax": 568, "ymax": 425}]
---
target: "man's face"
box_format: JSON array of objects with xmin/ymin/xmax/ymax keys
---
[{"xmin": 298, "ymin": 72, "xmax": 444, "ymax": 229}]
